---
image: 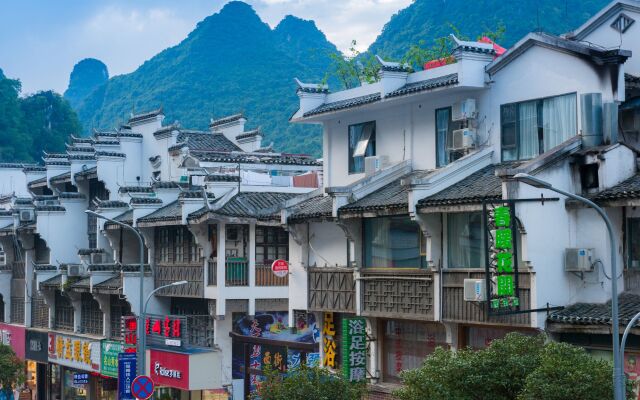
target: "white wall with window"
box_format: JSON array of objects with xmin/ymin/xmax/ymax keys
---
[{"xmin": 363, "ymin": 216, "xmax": 425, "ymax": 269}]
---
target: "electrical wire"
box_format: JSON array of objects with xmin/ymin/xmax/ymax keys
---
[{"xmin": 593, "ymin": 258, "xmax": 623, "ymax": 280}]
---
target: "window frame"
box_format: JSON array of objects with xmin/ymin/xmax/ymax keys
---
[
  {"xmin": 255, "ymin": 226, "xmax": 289, "ymax": 265},
  {"xmin": 362, "ymin": 216, "xmax": 425, "ymax": 269},
  {"xmin": 348, "ymin": 121, "xmax": 376, "ymax": 174}
]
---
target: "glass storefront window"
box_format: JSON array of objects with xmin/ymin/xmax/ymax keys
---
[
  {"xmin": 153, "ymin": 387, "xmax": 182, "ymax": 400},
  {"xmin": 48, "ymin": 365, "xmax": 62, "ymax": 400},
  {"xmin": 382, "ymin": 320, "xmax": 447, "ymax": 382},
  {"xmin": 63, "ymin": 369, "xmax": 87, "ymax": 400}
]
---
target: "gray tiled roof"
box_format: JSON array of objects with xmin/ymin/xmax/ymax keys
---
[
  {"xmin": 105, "ymin": 209, "xmax": 133, "ymax": 227},
  {"xmin": 548, "ymin": 293, "xmax": 640, "ymax": 327},
  {"xmin": 205, "ymin": 174, "xmax": 240, "ymax": 182},
  {"xmin": 386, "ymin": 73, "xmax": 459, "ymax": 98},
  {"xmin": 417, "ymin": 165, "xmax": 504, "ymax": 208},
  {"xmin": 190, "ymin": 192, "xmax": 297, "ymax": 221},
  {"xmin": 28, "ymin": 176, "xmax": 47, "ymax": 187},
  {"xmin": 77, "ymin": 248, "xmax": 105, "ymax": 256},
  {"xmin": 96, "ymin": 151, "xmax": 126, "ymax": 158},
  {"xmin": 0, "ymin": 163, "xmax": 28, "ymax": 169},
  {"xmin": 36, "ymin": 205, "xmax": 66, "ymax": 212},
  {"xmin": 236, "ymin": 129, "xmax": 262, "ymax": 140},
  {"xmin": 50, "ymin": 172, "xmax": 71, "ymax": 183},
  {"xmin": 130, "ymin": 197, "xmax": 162, "ymax": 205},
  {"xmin": 137, "ymin": 201, "xmax": 182, "ymax": 224},
  {"xmin": 23, "ymin": 165, "xmax": 46, "ymax": 172},
  {"xmin": 45, "ymin": 161, "xmax": 70, "ymax": 166},
  {"xmin": 128, "ymin": 107, "xmax": 163, "ymax": 124},
  {"xmin": 69, "ymin": 276, "xmax": 91, "ymax": 291},
  {"xmin": 40, "ymin": 274, "xmax": 62, "ymax": 288},
  {"xmin": 193, "ymin": 151, "xmax": 321, "ymax": 166},
  {"xmin": 210, "ymin": 113, "xmax": 244, "ymax": 127},
  {"xmin": 174, "ymin": 131, "xmax": 242, "ymax": 152},
  {"xmin": 339, "ymin": 173, "xmax": 419, "ymax": 215},
  {"xmin": 288, "ymin": 195, "xmax": 333, "ymax": 221},
  {"xmin": 95, "ymin": 200, "xmax": 129, "ymax": 209},
  {"xmin": 303, "ymin": 93, "xmax": 381, "ymax": 117},
  {"xmin": 68, "ymin": 154, "xmax": 96, "ymax": 161},
  {"xmin": 119, "ymin": 186, "xmax": 154, "ymax": 194},
  {"xmin": 66, "ymin": 145, "xmax": 95, "ymax": 153},
  {"xmin": 93, "ymin": 275, "xmax": 122, "ymax": 293},
  {"xmin": 591, "ymin": 173, "xmax": 640, "ymax": 203},
  {"xmin": 59, "ymin": 192, "xmax": 86, "ymax": 199},
  {"xmin": 74, "ymin": 166, "xmax": 98, "ymax": 180}
]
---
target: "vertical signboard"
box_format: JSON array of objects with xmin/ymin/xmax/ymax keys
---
[
  {"xmin": 341, "ymin": 317, "xmax": 367, "ymax": 382},
  {"xmin": 118, "ymin": 353, "xmax": 136, "ymax": 400},
  {"xmin": 101, "ymin": 340, "xmax": 124, "ymax": 378},
  {"xmin": 322, "ymin": 312, "xmax": 337, "ymax": 369}
]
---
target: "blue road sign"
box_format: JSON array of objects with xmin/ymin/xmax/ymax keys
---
[
  {"xmin": 131, "ymin": 375, "xmax": 155, "ymax": 400},
  {"xmin": 118, "ymin": 353, "xmax": 137, "ymax": 400}
]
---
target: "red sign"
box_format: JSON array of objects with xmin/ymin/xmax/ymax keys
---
[
  {"xmin": 0, "ymin": 323, "xmax": 25, "ymax": 359},
  {"xmin": 149, "ymin": 350, "xmax": 189, "ymax": 390},
  {"xmin": 271, "ymin": 259, "xmax": 289, "ymax": 278},
  {"xmin": 122, "ymin": 316, "xmax": 138, "ymax": 353}
]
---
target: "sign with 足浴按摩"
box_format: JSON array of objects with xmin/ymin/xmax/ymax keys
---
[
  {"xmin": 487, "ymin": 204, "xmax": 520, "ymax": 310},
  {"xmin": 341, "ymin": 317, "xmax": 367, "ymax": 383}
]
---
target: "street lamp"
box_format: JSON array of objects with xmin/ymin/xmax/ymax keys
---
[
  {"xmin": 513, "ymin": 173, "xmax": 623, "ymax": 400},
  {"xmin": 85, "ymin": 209, "xmax": 147, "ymax": 376}
]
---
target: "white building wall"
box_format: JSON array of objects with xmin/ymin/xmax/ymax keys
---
[{"xmin": 0, "ymin": 168, "xmax": 29, "ymax": 197}]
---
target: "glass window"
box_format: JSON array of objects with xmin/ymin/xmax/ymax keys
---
[
  {"xmin": 436, "ymin": 108, "xmax": 450, "ymax": 168},
  {"xmin": 628, "ymin": 218, "xmax": 640, "ymax": 268},
  {"xmin": 348, "ymin": 121, "xmax": 376, "ymax": 174},
  {"xmin": 175, "ymin": 228, "xmax": 184, "ymax": 262},
  {"xmin": 383, "ymin": 320, "xmax": 447, "ymax": 382},
  {"xmin": 501, "ymin": 93, "xmax": 577, "ymax": 161},
  {"xmin": 364, "ymin": 216, "xmax": 424, "ymax": 268},
  {"xmin": 255, "ymin": 227, "xmax": 289, "ymax": 265},
  {"xmin": 447, "ymin": 212, "xmax": 485, "ymax": 268}
]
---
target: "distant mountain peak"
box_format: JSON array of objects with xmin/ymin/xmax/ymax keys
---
[{"xmin": 64, "ymin": 58, "xmax": 108, "ymax": 109}]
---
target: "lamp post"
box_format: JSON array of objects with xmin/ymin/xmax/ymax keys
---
[
  {"xmin": 513, "ymin": 173, "xmax": 623, "ymax": 400},
  {"xmin": 85, "ymin": 210, "xmax": 147, "ymax": 376}
]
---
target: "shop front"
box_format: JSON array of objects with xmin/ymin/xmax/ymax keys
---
[
  {"xmin": 47, "ymin": 332, "xmax": 102, "ymax": 400},
  {"xmin": 25, "ymin": 329, "xmax": 48, "ymax": 400},
  {"xmin": 99, "ymin": 340, "xmax": 129, "ymax": 400},
  {"xmin": 0, "ymin": 323, "xmax": 28, "ymax": 398}
]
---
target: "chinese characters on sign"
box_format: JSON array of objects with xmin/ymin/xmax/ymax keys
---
[
  {"xmin": 118, "ymin": 353, "xmax": 137, "ymax": 400},
  {"xmin": 487, "ymin": 205, "xmax": 520, "ymax": 310},
  {"xmin": 322, "ymin": 312, "xmax": 337, "ymax": 368},
  {"xmin": 122, "ymin": 316, "xmax": 139, "ymax": 353},
  {"xmin": 101, "ymin": 340, "xmax": 133, "ymax": 378},
  {"xmin": 145, "ymin": 314, "xmax": 184, "ymax": 348},
  {"xmin": 342, "ymin": 317, "xmax": 367, "ymax": 383},
  {"xmin": 73, "ymin": 373, "xmax": 89, "ymax": 385},
  {"xmin": 47, "ymin": 333, "xmax": 101, "ymax": 372}
]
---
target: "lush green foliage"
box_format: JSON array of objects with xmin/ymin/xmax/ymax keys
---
[
  {"xmin": 0, "ymin": 344, "xmax": 25, "ymax": 396},
  {"xmin": 395, "ymin": 333, "xmax": 614, "ymax": 400},
  {"xmin": 0, "ymin": 71, "xmax": 80, "ymax": 162},
  {"xmin": 369, "ymin": 0, "xmax": 610, "ymax": 59},
  {"xmin": 63, "ymin": 58, "xmax": 109, "ymax": 109},
  {"xmin": 325, "ymin": 40, "xmax": 380, "ymax": 89},
  {"xmin": 256, "ymin": 365, "xmax": 365, "ymax": 400},
  {"xmin": 70, "ymin": 2, "xmax": 338, "ymax": 157}
]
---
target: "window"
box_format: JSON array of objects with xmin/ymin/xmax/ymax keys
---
[
  {"xmin": 175, "ymin": 228, "xmax": 184, "ymax": 262},
  {"xmin": 54, "ymin": 292, "xmax": 74, "ymax": 331},
  {"xmin": 255, "ymin": 227, "xmax": 288, "ymax": 265},
  {"xmin": 348, "ymin": 121, "xmax": 376, "ymax": 174},
  {"xmin": 501, "ymin": 93, "xmax": 577, "ymax": 161},
  {"xmin": 364, "ymin": 216, "xmax": 425, "ymax": 268},
  {"xmin": 628, "ymin": 218, "xmax": 640, "ymax": 268},
  {"xmin": 156, "ymin": 227, "xmax": 201, "ymax": 264},
  {"xmin": 435, "ymin": 108, "xmax": 464, "ymax": 167},
  {"xmin": 447, "ymin": 212, "xmax": 484, "ymax": 268},
  {"xmin": 80, "ymin": 292, "xmax": 103, "ymax": 335}
]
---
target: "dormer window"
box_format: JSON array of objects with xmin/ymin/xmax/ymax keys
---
[
  {"xmin": 611, "ymin": 13, "xmax": 635, "ymax": 34},
  {"xmin": 348, "ymin": 121, "xmax": 376, "ymax": 174}
]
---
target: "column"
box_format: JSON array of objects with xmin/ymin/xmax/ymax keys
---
[
  {"xmin": 248, "ymin": 223, "xmax": 256, "ymax": 287},
  {"xmin": 216, "ymin": 222, "xmax": 226, "ymax": 316}
]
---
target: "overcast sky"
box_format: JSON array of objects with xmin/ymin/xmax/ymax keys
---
[{"xmin": 0, "ymin": 0, "xmax": 412, "ymax": 95}]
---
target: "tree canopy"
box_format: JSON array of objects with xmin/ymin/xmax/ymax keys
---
[{"xmin": 0, "ymin": 344, "xmax": 24, "ymax": 396}]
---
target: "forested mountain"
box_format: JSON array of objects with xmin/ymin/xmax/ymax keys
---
[
  {"xmin": 67, "ymin": 0, "xmax": 612, "ymax": 156},
  {"xmin": 63, "ymin": 58, "xmax": 109, "ymax": 109},
  {"xmin": 0, "ymin": 70, "xmax": 81, "ymax": 162},
  {"xmin": 70, "ymin": 1, "xmax": 337, "ymax": 156},
  {"xmin": 368, "ymin": 0, "xmax": 610, "ymax": 59}
]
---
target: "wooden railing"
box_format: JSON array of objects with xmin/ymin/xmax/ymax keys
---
[
  {"xmin": 155, "ymin": 264, "xmax": 204, "ymax": 297},
  {"xmin": 360, "ymin": 269, "xmax": 434, "ymax": 320},
  {"xmin": 255, "ymin": 263, "xmax": 288, "ymax": 286},
  {"xmin": 308, "ymin": 267, "xmax": 355, "ymax": 313},
  {"xmin": 226, "ymin": 258, "xmax": 248, "ymax": 286}
]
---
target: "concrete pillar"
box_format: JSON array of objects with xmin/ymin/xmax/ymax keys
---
[
  {"xmin": 216, "ymin": 222, "xmax": 226, "ymax": 318},
  {"xmin": 248, "ymin": 223, "xmax": 256, "ymax": 288}
]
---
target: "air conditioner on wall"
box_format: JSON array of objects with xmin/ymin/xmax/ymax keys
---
[
  {"xmin": 67, "ymin": 264, "xmax": 84, "ymax": 277},
  {"xmin": 564, "ymin": 248, "xmax": 594, "ymax": 272},
  {"xmin": 364, "ymin": 155, "xmax": 389, "ymax": 176},
  {"xmin": 452, "ymin": 99, "xmax": 477, "ymax": 121},
  {"xmin": 447, "ymin": 128, "xmax": 476, "ymax": 151},
  {"xmin": 19, "ymin": 209, "xmax": 34, "ymax": 222},
  {"xmin": 463, "ymin": 279, "xmax": 486, "ymax": 302},
  {"xmin": 90, "ymin": 252, "xmax": 104, "ymax": 265}
]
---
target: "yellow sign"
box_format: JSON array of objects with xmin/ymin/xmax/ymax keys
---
[{"xmin": 323, "ymin": 312, "xmax": 337, "ymax": 368}]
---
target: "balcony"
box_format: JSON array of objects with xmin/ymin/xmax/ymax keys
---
[
  {"xmin": 360, "ymin": 269, "xmax": 434, "ymax": 320},
  {"xmin": 308, "ymin": 267, "xmax": 355, "ymax": 313},
  {"xmin": 225, "ymin": 258, "xmax": 248, "ymax": 287},
  {"xmin": 255, "ymin": 263, "xmax": 288, "ymax": 286},
  {"xmin": 441, "ymin": 270, "xmax": 532, "ymax": 326},
  {"xmin": 155, "ymin": 264, "xmax": 204, "ymax": 297}
]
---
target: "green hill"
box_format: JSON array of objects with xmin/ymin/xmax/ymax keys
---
[
  {"xmin": 71, "ymin": 1, "xmax": 337, "ymax": 156},
  {"xmin": 64, "ymin": 58, "xmax": 109, "ymax": 110},
  {"xmin": 368, "ymin": 0, "xmax": 610, "ymax": 59}
]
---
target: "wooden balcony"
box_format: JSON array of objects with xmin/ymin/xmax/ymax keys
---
[
  {"xmin": 625, "ymin": 269, "xmax": 640, "ymax": 294},
  {"xmin": 255, "ymin": 263, "xmax": 288, "ymax": 286},
  {"xmin": 155, "ymin": 263, "xmax": 204, "ymax": 297},
  {"xmin": 441, "ymin": 270, "xmax": 532, "ymax": 326},
  {"xmin": 226, "ymin": 258, "xmax": 248, "ymax": 287},
  {"xmin": 360, "ymin": 269, "xmax": 434, "ymax": 320},
  {"xmin": 308, "ymin": 267, "xmax": 355, "ymax": 313}
]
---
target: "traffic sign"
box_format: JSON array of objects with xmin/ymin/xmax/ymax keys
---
[
  {"xmin": 271, "ymin": 259, "xmax": 289, "ymax": 278},
  {"xmin": 131, "ymin": 375, "xmax": 155, "ymax": 400}
]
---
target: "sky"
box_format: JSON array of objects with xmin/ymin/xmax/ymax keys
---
[{"xmin": 0, "ymin": 0, "xmax": 413, "ymax": 95}]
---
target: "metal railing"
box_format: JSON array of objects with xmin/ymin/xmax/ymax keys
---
[
  {"xmin": 225, "ymin": 258, "xmax": 248, "ymax": 286},
  {"xmin": 255, "ymin": 263, "xmax": 288, "ymax": 286},
  {"xmin": 207, "ymin": 260, "xmax": 217, "ymax": 286},
  {"xmin": 10, "ymin": 297, "xmax": 24, "ymax": 324},
  {"xmin": 184, "ymin": 315, "xmax": 215, "ymax": 348}
]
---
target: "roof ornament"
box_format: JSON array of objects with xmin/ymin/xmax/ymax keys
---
[
  {"xmin": 294, "ymin": 78, "xmax": 328, "ymax": 93},
  {"xmin": 449, "ymin": 34, "xmax": 494, "ymax": 53},
  {"xmin": 375, "ymin": 55, "xmax": 410, "ymax": 72}
]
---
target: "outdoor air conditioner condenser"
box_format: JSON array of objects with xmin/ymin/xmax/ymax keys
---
[
  {"xmin": 564, "ymin": 248, "xmax": 594, "ymax": 272},
  {"xmin": 463, "ymin": 279, "xmax": 486, "ymax": 302}
]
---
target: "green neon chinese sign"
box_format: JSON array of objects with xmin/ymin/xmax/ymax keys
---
[
  {"xmin": 341, "ymin": 317, "xmax": 367, "ymax": 383},
  {"xmin": 488, "ymin": 205, "xmax": 520, "ymax": 309}
]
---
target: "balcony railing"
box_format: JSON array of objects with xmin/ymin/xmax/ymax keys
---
[
  {"xmin": 207, "ymin": 260, "xmax": 217, "ymax": 286},
  {"xmin": 308, "ymin": 267, "xmax": 355, "ymax": 313},
  {"xmin": 226, "ymin": 258, "xmax": 248, "ymax": 287},
  {"xmin": 184, "ymin": 315, "xmax": 215, "ymax": 348},
  {"xmin": 255, "ymin": 263, "xmax": 288, "ymax": 286},
  {"xmin": 155, "ymin": 264, "xmax": 204, "ymax": 297},
  {"xmin": 10, "ymin": 297, "xmax": 24, "ymax": 324}
]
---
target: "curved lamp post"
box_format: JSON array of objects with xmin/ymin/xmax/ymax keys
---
[
  {"xmin": 513, "ymin": 173, "xmax": 623, "ymax": 400},
  {"xmin": 85, "ymin": 210, "xmax": 147, "ymax": 376}
]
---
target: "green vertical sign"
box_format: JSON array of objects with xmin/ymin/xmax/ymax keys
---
[
  {"xmin": 490, "ymin": 205, "xmax": 519, "ymax": 309},
  {"xmin": 341, "ymin": 317, "xmax": 367, "ymax": 382},
  {"xmin": 101, "ymin": 340, "xmax": 124, "ymax": 378}
]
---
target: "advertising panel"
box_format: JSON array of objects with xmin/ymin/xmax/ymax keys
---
[
  {"xmin": 25, "ymin": 330, "xmax": 48, "ymax": 362},
  {"xmin": 0, "ymin": 323, "xmax": 26, "ymax": 359},
  {"xmin": 47, "ymin": 332, "xmax": 101, "ymax": 372}
]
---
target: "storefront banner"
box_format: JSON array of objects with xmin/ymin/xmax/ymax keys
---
[
  {"xmin": 150, "ymin": 350, "xmax": 190, "ymax": 390},
  {"xmin": 101, "ymin": 340, "xmax": 126, "ymax": 378},
  {"xmin": 0, "ymin": 323, "xmax": 25, "ymax": 359},
  {"xmin": 47, "ymin": 332, "xmax": 101, "ymax": 372},
  {"xmin": 25, "ymin": 330, "xmax": 48, "ymax": 362},
  {"xmin": 118, "ymin": 353, "xmax": 136, "ymax": 400},
  {"xmin": 342, "ymin": 317, "xmax": 367, "ymax": 382}
]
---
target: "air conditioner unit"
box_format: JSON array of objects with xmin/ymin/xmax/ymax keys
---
[
  {"xmin": 564, "ymin": 248, "xmax": 594, "ymax": 272},
  {"xmin": 364, "ymin": 155, "xmax": 390, "ymax": 176},
  {"xmin": 90, "ymin": 252, "xmax": 104, "ymax": 265},
  {"xmin": 452, "ymin": 99, "xmax": 477, "ymax": 121},
  {"xmin": 67, "ymin": 264, "xmax": 84, "ymax": 277},
  {"xmin": 463, "ymin": 279, "xmax": 486, "ymax": 301},
  {"xmin": 19, "ymin": 209, "xmax": 34, "ymax": 222},
  {"xmin": 448, "ymin": 128, "xmax": 476, "ymax": 151}
]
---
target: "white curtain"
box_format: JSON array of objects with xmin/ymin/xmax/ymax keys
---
[
  {"xmin": 447, "ymin": 213, "xmax": 484, "ymax": 268},
  {"xmin": 543, "ymin": 93, "xmax": 576, "ymax": 151},
  {"xmin": 518, "ymin": 100, "xmax": 539, "ymax": 159},
  {"xmin": 436, "ymin": 108, "xmax": 450, "ymax": 167}
]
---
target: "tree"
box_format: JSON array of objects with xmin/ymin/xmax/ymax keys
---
[
  {"xmin": 0, "ymin": 344, "xmax": 24, "ymax": 397},
  {"xmin": 395, "ymin": 333, "xmax": 615, "ymax": 400},
  {"xmin": 324, "ymin": 40, "xmax": 379, "ymax": 90},
  {"xmin": 256, "ymin": 365, "xmax": 365, "ymax": 400}
]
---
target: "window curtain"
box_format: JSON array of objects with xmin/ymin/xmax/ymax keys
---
[
  {"xmin": 518, "ymin": 101, "xmax": 539, "ymax": 159},
  {"xmin": 436, "ymin": 108, "xmax": 450, "ymax": 167},
  {"xmin": 543, "ymin": 93, "xmax": 576, "ymax": 151},
  {"xmin": 447, "ymin": 213, "xmax": 484, "ymax": 268},
  {"xmin": 364, "ymin": 217, "xmax": 422, "ymax": 268}
]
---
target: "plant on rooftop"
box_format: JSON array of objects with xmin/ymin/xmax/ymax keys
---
[{"xmin": 324, "ymin": 40, "xmax": 380, "ymax": 89}]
